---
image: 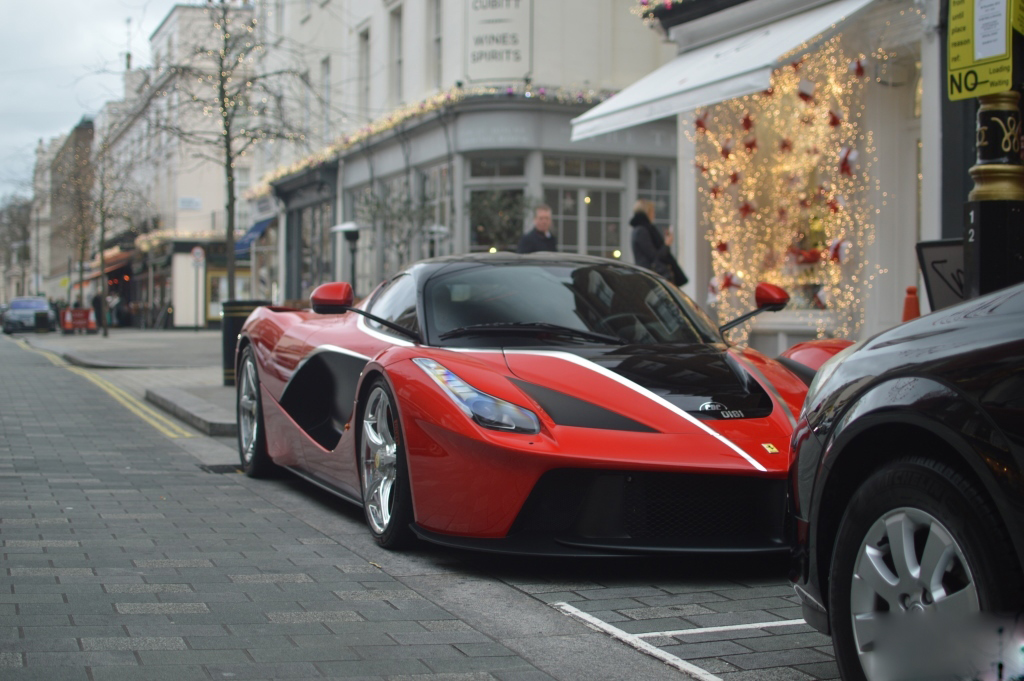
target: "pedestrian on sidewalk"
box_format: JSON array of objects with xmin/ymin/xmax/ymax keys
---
[{"xmin": 630, "ymin": 199, "xmax": 688, "ymax": 287}]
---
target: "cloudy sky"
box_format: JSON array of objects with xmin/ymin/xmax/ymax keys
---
[{"xmin": 0, "ymin": 0, "xmax": 182, "ymax": 198}]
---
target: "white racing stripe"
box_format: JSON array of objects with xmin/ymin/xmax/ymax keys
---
[
  {"xmin": 552, "ymin": 602, "xmax": 725, "ymax": 681},
  {"xmin": 505, "ymin": 349, "xmax": 767, "ymax": 472}
]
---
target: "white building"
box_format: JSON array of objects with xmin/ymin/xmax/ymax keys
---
[
  {"xmin": 244, "ymin": 0, "xmax": 679, "ymax": 301},
  {"xmin": 32, "ymin": 136, "xmax": 65, "ymax": 302}
]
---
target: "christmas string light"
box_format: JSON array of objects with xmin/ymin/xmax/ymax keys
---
[{"xmin": 690, "ymin": 32, "xmax": 891, "ymax": 342}]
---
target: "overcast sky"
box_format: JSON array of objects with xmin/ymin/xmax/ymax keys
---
[{"xmin": 0, "ymin": 0, "xmax": 182, "ymax": 199}]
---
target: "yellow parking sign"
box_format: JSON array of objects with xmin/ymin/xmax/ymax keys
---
[{"xmin": 948, "ymin": 0, "xmax": 1020, "ymax": 100}]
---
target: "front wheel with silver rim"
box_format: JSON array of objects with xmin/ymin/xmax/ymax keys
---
[
  {"xmin": 236, "ymin": 346, "xmax": 276, "ymax": 477},
  {"xmin": 828, "ymin": 457, "xmax": 1022, "ymax": 681},
  {"xmin": 359, "ymin": 378, "xmax": 413, "ymax": 549}
]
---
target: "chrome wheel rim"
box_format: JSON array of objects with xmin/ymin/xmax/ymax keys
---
[
  {"xmin": 361, "ymin": 386, "xmax": 399, "ymax": 535},
  {"xmin": 850, "ymin": 506, "xmax": 978, "ymax": 680},
  {"xmin": 238, "ymin": 357, "xmax": 259, "ymax": 464}
]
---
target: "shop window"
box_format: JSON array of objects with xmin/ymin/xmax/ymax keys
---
[
  {"xmin": 468, "ymin": 189, "xmax": 526, "ymax": 252},
  {"xmin": 544, "ymin": 156, "xmax": 622, "ymax": 180},
  {"xmin": 637, "ymin": 162, "xmax": 672, "ymax": 232},
  {"xmin": 544, "ymin": 187, "xmax": 621, "ymax": 258}
]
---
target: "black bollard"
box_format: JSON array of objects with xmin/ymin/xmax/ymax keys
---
[{"xmin": 221, "ymin": 300, "xmax": 270, "ymax": 386}]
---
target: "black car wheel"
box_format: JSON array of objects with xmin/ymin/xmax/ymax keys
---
[
  {"xmin": 359, "ymin": 378, "xmax": 414, "ymax": 549},
  {"xmin": 237, "ymin": 346, "xmax": 276, "ymax": 477},
  {"xmin": 828, "ymin": 457, "xmax": 1021, "ymax": 681}
]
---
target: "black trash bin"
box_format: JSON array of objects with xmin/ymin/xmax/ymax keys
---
[
  {"xmin": 34, "ymin": 310, "xmax": 50, "ymax": 333},
  {"xmin": 222, "ymin": 300, "xmax": 270, "ymax": 386}
]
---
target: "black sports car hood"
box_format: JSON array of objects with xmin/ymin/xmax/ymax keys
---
[{"xmin": 504, "ymin": 343, "xmax": 773, "ymax": 421}]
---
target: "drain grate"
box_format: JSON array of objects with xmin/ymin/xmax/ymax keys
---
[{"xmin": 199, "ymin": 464, "xmax": 242, "ymax": 474}]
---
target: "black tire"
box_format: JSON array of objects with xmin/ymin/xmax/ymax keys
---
[
  {"xmin": 828, "ymin": 457, "xmax": 1023, "ymax": 681},
  {"xmin": 357, "ymin": 377, "xmax": 414, "ymax": 549},
  {"xmin": 236, "ymin": 345, "xmax": 276, "ymax": 478}
]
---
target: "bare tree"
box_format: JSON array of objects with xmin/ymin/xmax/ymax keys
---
[
  {"xmin": 92, "ymin": 134, "xmax": 146, "ymax": 337},
  {"xmin": 0, "ymin": 194, "xmax": 33, "ymax": 296},
  {"xmin": 150, "ymin": 0, "xmax": 310, "ymax": 301}
]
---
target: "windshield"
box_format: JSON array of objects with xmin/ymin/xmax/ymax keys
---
[
  {"xmin": 424, "ymin": 262, "xmax": 720, "ymax": 347},
  {"xmin": 11, "ymin": 299, "xmax": 48, "ymax": 310}
]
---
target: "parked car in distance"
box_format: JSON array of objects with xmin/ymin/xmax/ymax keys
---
[
  {"xmin": 789, "ymin": 280, "xmax": 1024, "ymax": 681},
  {"xmin": 2, "ymin": 296, "xmax": 56, "ymax": 334},
  {"xmin": 237, "ymin": 252, "xmax": 850, "ymax": 555}
]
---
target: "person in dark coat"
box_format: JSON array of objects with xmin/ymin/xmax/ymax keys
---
[
  {"xmin": 630, "ymin": 199, "xmax": 687, "ymax": 286},
  {"xmin": 517, "ymin": 204, "xmax": 557, "ymax": 253}
]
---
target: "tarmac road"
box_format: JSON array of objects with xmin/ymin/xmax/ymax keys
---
[{"xmin": 2, "ymin": 329, "xmax": 839, "ymax": 680}]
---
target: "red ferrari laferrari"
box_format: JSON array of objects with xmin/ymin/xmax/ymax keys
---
[{"xmin": 235, "ymin": 253, "xmax": 847, "ymax": 555}]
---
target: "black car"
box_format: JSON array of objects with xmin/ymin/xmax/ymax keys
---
[{"xmin": 790, "ymin": 281, "xmax": 1024, "ymax": 680}]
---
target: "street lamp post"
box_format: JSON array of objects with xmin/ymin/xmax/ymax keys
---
[{"xmin": 330, "ymin": 222, "xmax": 362, "ymax": 294}]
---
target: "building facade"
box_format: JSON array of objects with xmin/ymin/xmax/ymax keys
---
[{"xmin": 244, "ymin": 0, "xmax": 679, "ymax": 301}]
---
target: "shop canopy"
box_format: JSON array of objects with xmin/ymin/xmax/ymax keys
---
[
  {"xmin": 234, "ymin": 217, "xmax": 275, "ymax": 258},
  {"xmin": 570, "ymin": 0, "xmax": 873, "ymax": 141}
]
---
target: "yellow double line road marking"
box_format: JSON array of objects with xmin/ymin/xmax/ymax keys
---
[{"xmin": 11, "ymin": 339, "xmax": 195, "ymax": 439}]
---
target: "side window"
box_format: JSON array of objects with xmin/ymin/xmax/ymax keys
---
[{"xmin": 367, "ymin": 275, "xmax": 420, "ymax": 338}]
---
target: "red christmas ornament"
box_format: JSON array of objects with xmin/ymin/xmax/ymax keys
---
[
  {"xmin": 829, "ymin": 109, "xmax": 843, "ymax": 127},
  {"xmin": 742, "ymin": 113, "xmax": 755, "ymax": 131},
  {"xmin": 715, "ymin": 241, "xmax": 729, "ymax": 253},
  {"xmin": 729, "ymin": 171, "xmax": 742, "ymax": 185},
  {"xmin": 695, "ymin": 111, "xmax": 709, "ymax": 133},
  {"xmin": 791, "ymin": 59, "xmax": 803, "ymax": 72},
  {"xmin": 695, "ymin": 161, "xmax": 710, "ymax": 174},
  {"xmin": 798, "ymin": 79, "xmax": 815, "ymax": 104},
  {"xmin": 743, "ymin": 136, "xmax": 758, "ymax": 153},
  {"xmin": 721, "ymin": 271, "xmax": 743, "ymax": 290},
  {"xmin": 709, "ymin": 186, "xmax": 724, "ymax": 199},
  {"xmin": 738, "ymin": 201, "xmax": 756, "ymax": 218},
  {"xmin": 828, "ymin": 237, "xmax": 851, "ymax": 263},
  {"xmin": 839, "ymin": 146, "xmax": 858, "ymax": 176},
  {"xmin": 780, "ymin": 138, "xmax": 793, "ymax": 153},
  {"xmin": 720, "ymin": 139, "xmax": 734, "ymax": 158},
  {"xmin": 777, "ymin": 207, "xmax": 789, "ymax": 223},
  {"xmin": 849, "ymin": 58, "xmax": 866, "ymax": 78}
]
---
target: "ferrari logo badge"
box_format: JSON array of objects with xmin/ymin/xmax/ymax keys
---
[{"xmin": 762, "ymin": 443, "xmax": 779, "ymax": 454}]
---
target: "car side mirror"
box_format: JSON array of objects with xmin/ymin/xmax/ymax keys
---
[
  {"xmin": 310, "ymin": 282, "xmax": 354, "ymax": 314},
  {"xmin": 720, "ymin": 282, "xmax": 790, "ymax": 335},
  {"xmin": 755, "ymin": 282, "xmax": 790, "ymax": 311}
]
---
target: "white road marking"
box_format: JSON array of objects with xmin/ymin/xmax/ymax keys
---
[
  {"xmin": 552, "ymin": 602, "xmax": 725, "ymax": 681},
  {"xmin": 634, "ymin": 618, "xmax": 807, "ymax": 638}
]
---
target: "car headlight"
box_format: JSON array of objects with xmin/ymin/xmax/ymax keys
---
[{"xmin": 413, "ymin": 358, "xmax": 540, "ymax": 434}]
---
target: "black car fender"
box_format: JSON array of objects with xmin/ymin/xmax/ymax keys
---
[{"xmin": 806, "ymin": 374, "xmax": 1024, "ymax": 612}]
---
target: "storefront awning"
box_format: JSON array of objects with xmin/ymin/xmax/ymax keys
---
[
  {"xmin": 234, "ymin": 217, "xmax": 275, "ymax": 258},
  {"xmin": 570, "ymin": 0, "xmax": 873, "ymax": 141}
]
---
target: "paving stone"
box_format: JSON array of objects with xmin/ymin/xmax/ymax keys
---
[
  {"xmin": 80, "ymin": 637, "xmax": 187, "ymax": 651},
  {"xmin": 723, "ymin": 647, "xmax": 835, "ymax": 670},
  {"xmin": 114, "ymin": 603, "xmax": 208, "ymax": 614}
]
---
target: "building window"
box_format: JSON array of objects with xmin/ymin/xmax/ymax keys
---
[
  {"xmin": 422, "ymin": 164, "xmax": 452, "ymax": 257},
  {"xmin": 321, "ymin": 57, "xmax": 331, "ymax": 145},
  {"xmin": 469, "ymin": 156, "xmax": 525, "ymax": 177},
  {"xmin": 637, "ymin": 162, "xmax": 672, "ymax": 232},
  {"xmin": 358, "ymin": 28, "xmax": 370, "ymax": 121},
  {"xmin": 544, "ymin": 156, "xmax": 621, "ymax": 179},
  {"xmin": 468, "ymin": 189, "xmax": 526, "ymax": 252},
  {"xmin": 389, "ymin": 7, "xmax": 403, "ymax": 106},
  {"xmin": 544, "ymin": 188, "xmax": 622, "ymax": 259},
  {"xmin": 429, "ymin": 0, "xmax": 443, "ymax": 90}
]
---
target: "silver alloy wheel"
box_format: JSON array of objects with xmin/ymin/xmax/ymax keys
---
[
  {"xmin": 850, "ymin": 506, "xmax": 979, "ymax": 679},
  {"xmin": 238, "ymin": 356, "xmax": 260, "ymax": 465},
  {"xmin": 361, "ymin": 386, "xmax": 399, "ymax": 535}
]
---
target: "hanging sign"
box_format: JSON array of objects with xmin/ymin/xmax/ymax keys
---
[
  {"xmin": 948, "ymin": 0, "xmax": 1021, "ymax": 100},
  {"xmin": 465, "ymin": 0, "xmax": 533, "ymax": 83}
]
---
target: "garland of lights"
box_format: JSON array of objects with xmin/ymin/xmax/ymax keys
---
[
  {"xmin": 245, "ymin": 83, "xmax": 614, "ymax": 200},
  {"xmin": 692, "ymin": 33, "xmax": 888, "ymax": 342}
]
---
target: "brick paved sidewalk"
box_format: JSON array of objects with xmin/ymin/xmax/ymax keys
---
[{"xmin": 0, "ymin": 336, "xmax": 690, "ymax": 681}]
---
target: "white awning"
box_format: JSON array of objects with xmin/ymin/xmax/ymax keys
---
[{"xmin": 570, "ymin": 0, "xmax": 874, "ymax": 141}]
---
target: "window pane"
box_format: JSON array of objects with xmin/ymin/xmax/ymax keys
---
[
  {"xmin": 637, "ymin": 165, "xmax": 653, "ymax": 190},
  {"xmin": 562, "ymin": 219, "xmax": 578, "ymax": 247},
  {"xmin": 544, "ymin": 188, "xmax": 560, "ymax": 210},
  {"xmin": 470, "ymin": 158, "xmax": 496, "ymax": 176},
  {"xmin": 543, "ymin": 156, "xmax": 561, "ymax": 176},
  {"xmin": 588, "ymin": 220, "xmax": 602, "ymax": 246},
  {"xmin": 606, "ymin": 193, "xmax": 621, "ymax": 219},
  {"xmin": 584, "ymin": 159, "xmax": 601, "ymax": 177},
  {"xmin": 564, "ymin": 158, "xmax": 581, "ymax": 177},
  {"xmin": 605, "ymin": 160, "xmax": 621, "ymax": 179},
  {"xmin": 498, "ymin": 157, "xmax": 524, "ymax": 176},
  {"xmin": 468, "ymin": 189, "xmax": 525, "ymax": 252},
  {"xmin": 655, "ymin": 167, "xmax": 670, "ymax": 192},
  {"xmin": 587, "ymin": 192, "xmax": 603, "ymax": 218}
]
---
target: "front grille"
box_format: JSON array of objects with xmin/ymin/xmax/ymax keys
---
[{"xmin": 510, "ymin": 469, "xmax": 787, "ymax": 550}]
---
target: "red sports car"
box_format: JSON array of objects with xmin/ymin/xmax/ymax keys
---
[{"xmin": 235, "ymin": 253, "xmax": 847, "ymax": 555}]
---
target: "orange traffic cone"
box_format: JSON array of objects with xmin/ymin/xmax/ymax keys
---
[{"xmin": 902, "ymin": 286, "xmax": 920, "ymax": 322}]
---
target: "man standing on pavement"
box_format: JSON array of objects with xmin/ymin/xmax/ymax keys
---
[{"xmin": 517, "ymin": 204, "xmax": 557, "ymax": 253}]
